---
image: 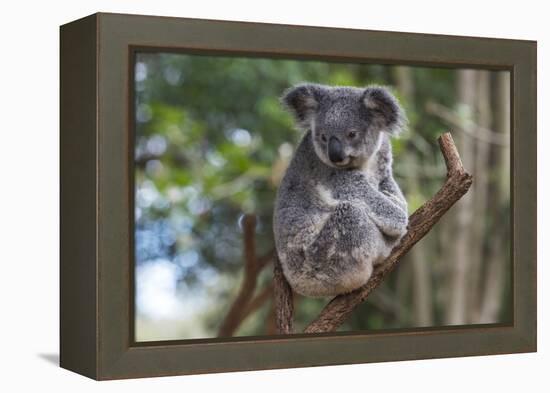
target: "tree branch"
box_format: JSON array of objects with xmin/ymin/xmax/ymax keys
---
[
  {"xmin": 241, "ymin": 283, "xmax": 274, "ymax": 320},
  {"xmin": 302, "ymin": 132, "xmax": 473, "ymax": 333},
  {"xmin": 218, "ymin": 214, "xmax": 274, "ymax": 337},
  {"xmin": 273, "ymin": 255, "xmax": 294, "ymax": 334}
]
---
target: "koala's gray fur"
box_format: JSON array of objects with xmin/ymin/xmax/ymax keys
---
[{"xmin": 273, "ymin": 83, "xmax": 409, "ymax": 297}]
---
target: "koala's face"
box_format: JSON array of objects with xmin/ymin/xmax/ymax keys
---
[{"xmin": 281, "ymin": 84, "xmax": 405, "ymax": 169}]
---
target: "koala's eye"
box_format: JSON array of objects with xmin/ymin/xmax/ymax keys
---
[
  {"xmin": 347, "ymin": 130, "xmax": 358, "ymax": 139},
  {"xmin": 320, "ymin": 133, "xmax": 327, "ymax": 142}
]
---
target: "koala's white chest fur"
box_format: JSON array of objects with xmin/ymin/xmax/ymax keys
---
[{"xmin": 315, "ymin": 184, "xmax": 339, "ymax": 207}]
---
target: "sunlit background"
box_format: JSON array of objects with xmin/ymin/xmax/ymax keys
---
[{"xmin": 134, "ymin": 52, "xmax": 511, "ymax": 342}]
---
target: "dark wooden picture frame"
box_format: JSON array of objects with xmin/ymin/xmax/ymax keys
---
[{"xmin": 60, "ymin": 12, "xmax": 536, "ymax": 380}]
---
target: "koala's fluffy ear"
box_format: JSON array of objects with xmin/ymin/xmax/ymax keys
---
[
  {"xmin": 361, "ymin": 86, "xmax": 407, "ymax": 136},
  {"xmin": 281, "ymin": 83, "xmax": 323, "ymax": 129}
]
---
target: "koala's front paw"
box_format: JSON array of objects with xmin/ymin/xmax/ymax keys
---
[
  {"xmin": 372, "ymin": 211, "xmax": 408, "ymax": 240},
  {"xmin": 390, "ymin": 215, "xmax": 409, "ymax": 239}
]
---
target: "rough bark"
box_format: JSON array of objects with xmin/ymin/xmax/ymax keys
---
[
  {"xmin": 301, "ymin": 132, "xmax": 472, "ymax": 333},
  {"xmin": 273, "ymin": 256, "xmax": 294, "ymax": 334},
  {"xmin": 265, "ymin": 300, "xmax": 278, "ymax": 335}
]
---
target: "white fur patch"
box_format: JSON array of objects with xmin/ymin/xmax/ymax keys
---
[
  {"xmin": 316, "ymin": 184, "xmax": 339, "ymax": 207},
  {"xmin": 327, "ymin": 244, "xmax": 337, "ymax": 258}
]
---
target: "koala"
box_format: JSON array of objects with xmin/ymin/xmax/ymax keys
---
[{"xmin": 273, "ymin": 83, "xmax": 409, "ymax": 297}]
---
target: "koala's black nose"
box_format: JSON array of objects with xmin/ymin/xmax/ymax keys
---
[{"xmin": 328, "ymin": 136, "xmax": 345, "ymax": 163}]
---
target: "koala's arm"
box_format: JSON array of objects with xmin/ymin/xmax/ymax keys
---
[
  {"xmin": 359, "ymin": 135, "xmax": 408, "ymax": 238},
  {"xmin": 379, "ymin": 174, "xmax": 408, "ymax": 214},
  {"xmin": 363, "ymin": 178, "xmax": 408, "ymax": 239}
]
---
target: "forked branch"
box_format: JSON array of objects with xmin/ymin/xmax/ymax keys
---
[{"xmin": 218, "ymin": 214, "xmax": 274, "ymax": 337}]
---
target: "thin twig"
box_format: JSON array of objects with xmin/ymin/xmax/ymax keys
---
[
  {"xmin": 241, "ymin": 283, "xmax": 274, "ymax": 320},
  {"xmin": 302, "ymin": 132, "xmax": 473, "ymax": 333},
  {"xmin": 426, "ymin": 101, "xmax": 509, "ymax": 146}
]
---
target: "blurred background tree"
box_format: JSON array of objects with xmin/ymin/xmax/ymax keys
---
[{"xmin": 133, "ymin": 52, "xmax": 511, "ymax": 341}]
